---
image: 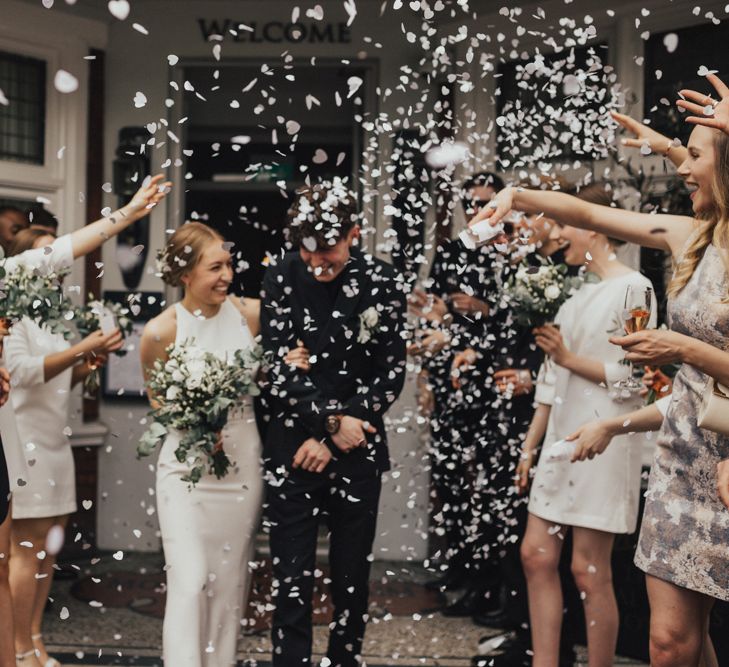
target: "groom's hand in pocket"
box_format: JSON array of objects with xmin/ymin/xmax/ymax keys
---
[
  {"xmin": 293, "ymin": 438, "xmax": 332, "ymax": 473},
  {"xmin": 331, "ymin": 416, "xmax": 377, "ymax": 453}
]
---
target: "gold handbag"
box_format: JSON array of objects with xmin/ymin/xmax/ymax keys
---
[{"xmin": 698, "ymin": 379, "xmax": 729, "ymax": 436}]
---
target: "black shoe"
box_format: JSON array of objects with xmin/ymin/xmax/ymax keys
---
[
  {"xmin": 442, "ymin": 586, "xmax": 500, "ymax": 617},
  {"xmin": 472, "ymin": 606, "xmax": 511, "ymax": 630},
  {"xmin": 424, "ymin": 567, "xmax": 467, "ymax": 592}
]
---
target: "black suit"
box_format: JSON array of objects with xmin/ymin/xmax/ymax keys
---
[{"xmin": 260, "ymin": 247, "xmax": 407, "ymax": 667}]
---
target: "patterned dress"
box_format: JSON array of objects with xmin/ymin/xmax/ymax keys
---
[{"xmin": 635, "ymin": 245, "xmax": 729, "ymax": 600}]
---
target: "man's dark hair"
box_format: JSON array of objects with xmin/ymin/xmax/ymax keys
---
[
  {"xmin": 26, "ymin": 204, "xmax": 58, "ymax": 231},
  {"xmin": 286, "ymin": 179, "xmax": 359, "ymax": 249},
  {"xmin": 461, "ymin": 171, "xmax": 505, "ymax": 194}
]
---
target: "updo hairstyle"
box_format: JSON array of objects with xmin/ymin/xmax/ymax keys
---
[{"xmin": 155, "ymin": 222, "xmax": 225, "ymax": 287}]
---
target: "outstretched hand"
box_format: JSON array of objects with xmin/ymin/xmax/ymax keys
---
[
  {"xmin": 610, "ymin": 110, "xmax": 679, "ymax": 157},
  {"xmin": 466, "ymin": 186, "xmax": 516, "ymax": 232},
  {"xmin": 123, "ymin": 174, "xmax": 173, "ymax": 219},
  {"xmin": 677, "ymin": 72, "xmax": 729, "ymax": 136}
]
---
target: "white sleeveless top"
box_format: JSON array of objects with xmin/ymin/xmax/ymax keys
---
[{"xmin": 173, "ymin": 298, "xmax": 257, "ymax": 413}]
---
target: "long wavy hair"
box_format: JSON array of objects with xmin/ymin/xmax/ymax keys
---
[{"xmin": 667, "ymin": 131, "xmax": 729, "ymax": 301}]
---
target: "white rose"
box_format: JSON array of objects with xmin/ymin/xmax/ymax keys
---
[
  {"xmin": 185, "ymin": 345, "xmax": 205, "ymax": 361},
  {"xmin": 186, "ymin": 358, "xmax": 207, "ymax": 388},
  {"xmin": 544, "ymin": 284, "xmax": 561, "ymax": 301},
  {"xmin": 166, "ymin": 385, "xmax": 181, "ymax": 401},
  {"xmin": 171, "ymin": 369, "xmax": 185, "ymax": 383}
]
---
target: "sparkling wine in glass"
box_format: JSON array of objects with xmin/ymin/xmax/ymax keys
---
[{"xmin": 614, "ymin": 285, "xmax": 654, "ymax": 393}]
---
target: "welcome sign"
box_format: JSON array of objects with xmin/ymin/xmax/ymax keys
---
[{"xmin": 198, "ymin": 19, "xmax": 353, "ymax": 44}]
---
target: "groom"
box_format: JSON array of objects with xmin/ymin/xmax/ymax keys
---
[{"xmin": 260, "ymin": 180, "xmax": 407, "ymax": 667}]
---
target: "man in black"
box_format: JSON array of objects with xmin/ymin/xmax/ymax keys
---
[
  {"xmin": 410, "ymin": 172, "xmax": 507, "ymax": 613},
  {"xmin": 260, "ymin": 180, "xmax": 407, "ymax": 667}
]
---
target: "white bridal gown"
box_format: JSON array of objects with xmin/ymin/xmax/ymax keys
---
[
  {"xmin": 529, "ymin": 271, "xmax": 656, "ymax": 534},
  {"xmin": 156, "ymin": 298, "xmax": 263, "ymax": 667}
]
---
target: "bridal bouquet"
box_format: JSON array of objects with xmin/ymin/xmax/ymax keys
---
[
  {"xmin": 74, "ymin": 296, "xmax": 135, "ymax": 395},
  {"xmin": 138, "ymin": 340, "xmax": 264, "ymax": 486},
  {"xmin": 0, "ymin": 262, "xmax": 73, "ymax": 337},
  {"xmin": 504, "ymin": 259, "xmax": 583, "ymax": 327}
]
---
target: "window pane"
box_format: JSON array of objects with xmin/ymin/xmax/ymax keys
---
[
  {"xmin": 496, "ymin": 43, "xmax": 612, "ymax": 167},
  {"xmin": 0, "ymin": 51, "xmax": 46, "ymax": 165}
]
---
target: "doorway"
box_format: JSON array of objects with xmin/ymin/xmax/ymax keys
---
[{"xmin": 170, "ymin": 59, "xmax": 375, "ymax": 297}]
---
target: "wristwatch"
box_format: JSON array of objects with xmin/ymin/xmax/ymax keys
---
[{"xmin": 325, "ymin": 414, "xmax": 342, "ymax": 435}]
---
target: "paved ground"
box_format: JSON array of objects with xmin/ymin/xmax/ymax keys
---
[{"xmin": 41, "ymin": 551, "xmax": 648, "ymax": 666}]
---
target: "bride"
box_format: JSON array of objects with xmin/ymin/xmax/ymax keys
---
[{"xmin": 140, "ymin": 222, "xmax": 264, "ymax": 666}]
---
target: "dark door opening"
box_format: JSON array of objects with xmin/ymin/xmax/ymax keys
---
[{"xmin": 180, "ymin": 61, "xmax": 367, "ymax": 296}]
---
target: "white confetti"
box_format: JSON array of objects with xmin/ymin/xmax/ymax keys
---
[
  {"xmin": 312, "ymin": 149, "xmax": 328, "ymax": 164},
  {"xmin": 107, "ymin": 0, "xmax": 130, "ymax": 20},
  {"xmin": 346, "ymin": 75, "xmax": 364, "ymax": 98},
  {"xmin": 663, "ymin": 32, "xmax": 678, "ymax": 53},
  {"xmin": 54, "ymin": 70, "xmax": 79, "ymax": 94}
]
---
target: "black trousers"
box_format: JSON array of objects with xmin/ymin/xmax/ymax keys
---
[
  {"xmin": 267, "ymin": 472, "xmax": 381, "ymax": 667},
  {"xmin": 428, "ymin": 408, "xmax": 476, "ymax": 570}
]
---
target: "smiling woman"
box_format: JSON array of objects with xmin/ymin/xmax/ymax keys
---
[
  {"xmin": 469, "ymin": 73, "xmax": 729, "ymax": 667},
  {"xmin": 138, "ymin": 220, "xmax": 264, "ymax": 667}
]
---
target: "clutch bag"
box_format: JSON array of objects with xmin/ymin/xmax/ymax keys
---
[{"xmin": 698, "ymin": 379, "xmax": 729, "ymax": 436}]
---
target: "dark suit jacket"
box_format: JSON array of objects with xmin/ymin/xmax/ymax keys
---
[{"xmin": 260, "ymin": 247, "xmax": 407, "ymax": 478}]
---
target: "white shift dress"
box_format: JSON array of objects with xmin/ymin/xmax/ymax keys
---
[
  {"xmin": 528, "ymin": 270, "xmax": 656, "ymax": 534},
  {"xmin": 0, "ymin": 234, "xmax": 74, "ymax": 507}
]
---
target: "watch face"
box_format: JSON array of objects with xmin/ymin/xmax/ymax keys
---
[{"xmin": 326, "ymin": 415, "xmax": 339, "ymax": 434}]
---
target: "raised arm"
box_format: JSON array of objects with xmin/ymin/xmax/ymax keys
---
[
  {"xmin": 611, "ymin": 110, "xmax": 688, "ymax": 169},
  {"xmin": 70, "ymin": 174, "xmax": 172, "ymax": 260},
  {"xmin": 469, "ymin": 186, "xmax": 693, "ymax": 256}
]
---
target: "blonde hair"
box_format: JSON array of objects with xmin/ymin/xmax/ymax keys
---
[
  {"xmin": 667, "ymin": 132, "xmax": 729, "ymax": 301},
  {"xmin": 156, "ymin": 222, "xmax": 225, "ymax": 287}
]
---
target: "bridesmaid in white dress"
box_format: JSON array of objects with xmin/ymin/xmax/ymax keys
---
[
  {"xmin": 514, "ymin": 185, "xmax": 656, "ymax": 667},
  {"xmin": 140, "ymin": 222, "xmax": 264, "ymax": 667},
  {"xmin": 0, "ymin": 175, "xmax": 171, "ymax": 667}
]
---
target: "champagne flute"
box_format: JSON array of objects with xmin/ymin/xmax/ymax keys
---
[{"xmin": 614, "ymin": 285, "xmax": 654, "ymax": 393}]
